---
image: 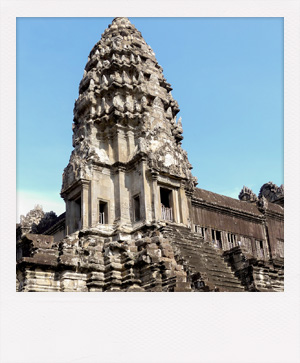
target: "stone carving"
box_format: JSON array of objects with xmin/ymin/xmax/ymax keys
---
[
  {"xmin": 257, "ymin": 195, "xmax": 268, "ymax": 212},
  {"xmin": 19, "ymin": 205, "xmax": 45, "ymax": 235},
  {"xmin": 238, "ymin": 186, "xmax": 258, "ymax": 203},
  {"xmin": 18, "ymin": 205, "xmax": 57, "ymax": 237},
  {"xmin": 258, "ymin": 182, "xmax": 284, "ymax": 205}
]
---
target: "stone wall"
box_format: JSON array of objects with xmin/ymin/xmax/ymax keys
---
[{"xmin": 16, "ymin": 230, "xmax": 194, "ymax": 292}]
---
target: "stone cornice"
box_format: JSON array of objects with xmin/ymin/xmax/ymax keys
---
[
  {"xmin": 61, "ymin": 178, "xmax": 90, "ymax": 199},
  {"xmin": 265, "ymin": 208, "xmax": 284, "ymax": 222}
]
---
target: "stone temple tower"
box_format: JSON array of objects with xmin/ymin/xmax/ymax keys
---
[
  {"xmin": 61, "ymin": 17, "xmax": 197, "ymax": 236},
  {"xmin": 16, "ymin": 18, "xmax": 283, "ymax": 292}
]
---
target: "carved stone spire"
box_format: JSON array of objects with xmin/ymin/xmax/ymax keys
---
[{"xmin": 61, "ymin": 17, "xmax": 196, "ymax": 234}]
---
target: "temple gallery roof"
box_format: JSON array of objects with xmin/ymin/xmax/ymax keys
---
[
  {"xmin": 194, "ymin": 187, "xmax": 283, "ymax": 216},
  {"xmin": 194, "ymin": 188, "xmax": 263, "ymax": 215}
]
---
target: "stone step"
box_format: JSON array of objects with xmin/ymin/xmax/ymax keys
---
[
  {"xmin": 203, "ymin": 280, "xmax": 245, "ymax": 292},
  {"xmin": 207, "ymin": 278, "xmax": 243, "ymax": 288},
  {"xmin": 167, "ymin": 227, "xmax": 245, "ymax": 292},
  {"xmin": 209, "ymin": 272, "xmax": 240, "ymax": 281}
]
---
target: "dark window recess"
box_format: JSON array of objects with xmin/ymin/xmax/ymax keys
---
[
  {"xmin": 133, "ymin": 196, "xmax": 141, "ymax": 222},
  {"xmin": 160, "ymin": 188, "xmax": 173, "ymax": 221},
  {"xmin": 256, "ymin": 240, "xmax": 265, "ymax": 259},
  {"xmin": 228, "ymin": 233, "xmax": 236, "ymax": 248},
  {"xmin": 160, "ymin": 188, "xmax": 171, "ymax": 208},
  {"xmin": 212, "ymin": 229, "xmax": 222, "ymax": 249},
  {"xmin": 216, "ymin": 231, "xmax": 222, "ymax": 248},
  {"xmin": 74, "ymin": 197, "xmax": 82, "ymax": 231},
  {"xmin": 75, "ymin": 198, "xmax": 81, "ymax": 216},
  {"xmin": 195, "ymin": 226, "xmax": 206, "ymax": 239},
  {"xmin": 99, "ymin": 201, "xmax": 108, "ymax": 224}
]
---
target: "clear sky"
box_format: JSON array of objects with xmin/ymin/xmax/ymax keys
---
[{"xmin": 16, "ymin": 17, "xmax": 283, "ymax": 222}]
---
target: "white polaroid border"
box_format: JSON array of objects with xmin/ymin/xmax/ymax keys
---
[{"xmin": 1, "ymin": 1, "xmax": 300, "ymax": 363}]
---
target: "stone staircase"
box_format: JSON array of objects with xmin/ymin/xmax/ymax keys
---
[
  {"xmin": 223, "ymin": 246, "xmax": 284, "ymax": 292},
  {"xmin": 161, "ymin": 225, "xmax": 246, "ymax": 292}
]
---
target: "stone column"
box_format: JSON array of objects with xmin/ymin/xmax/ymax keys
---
[
  {"xmin": 178, "ymin": 181, "xmax": 187, "ymax": 225},
  {"xmin": 172, "ymin": 189, "xmax": 180, "ymax": 223},
  {"xmin": 90, "ymin": 178, "xmax": 96, "ymax": 227},
  {"xmin": 151, "ymin": 171, "xmax": 159, "ymax": 222},
  {"xmin": 114, "ymin": 166, "xmax": 129, "ymax": 224},
  {"xmin": 126, "ymin": 130, "xmax": 135, "ymax": 158},
  {"xmin": 115, "ymin": 128, "xmax": 127, "ymax": 163},
  {"xmin": 184, "ymin": 185, "xmax": 193, "ymax": 228},
  {"xmin": 81, "ymin": 180, "xmax": 90, "ymax": 229},
  {"xmin": 140, "ymin": 159, "xmax": 148, "ymax": 222},
  {"xmin": 107, "ymin": 133, "xmax": 113, "ymax": 162},
  {"xmin": 114, "ymin": 168, "xmax": 121, "ymax": 223},
  {"xmin": 64, "ymin": 199, "xmax": 70, "ymax": 235}
]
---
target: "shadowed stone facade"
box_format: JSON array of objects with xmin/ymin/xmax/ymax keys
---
[{"xmin": 16, "ymin": 18, "xmax": 284, "ymax": 292}]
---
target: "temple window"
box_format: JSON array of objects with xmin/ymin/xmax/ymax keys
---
[
  {"xmin": 227, "ymin": 233, "xmax": 236, "ymax": 249},
  {"xmin": 256, "ymin": 240, "xmax": 265, "ymax": 259},
  {"xmin": 133, "ymin": 195, "xmax": 141, "ymax": 222},
  {"xmin": 195, "ymin": 225, "xmax": 207, "ymax": 240},
  {"xmin": 212, "ymin": 229, "xmax": 222, "ymax": 248},
  {"xmin": 99, "ymin": 200, "xmax": 108, "ymax": 224},
  {"xmin": 160, "ymin": 187, "xmax": 173, "ymax": 221},
  {"xmin": 74, "ymin": 197, "xmax": 81, "ymax": 230}
]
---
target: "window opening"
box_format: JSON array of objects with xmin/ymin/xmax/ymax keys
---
[
  {"xmin": 99, "ymin": 201, "xmax": 108, "ymax": 224},
  {"xmin": 160, "ymin": 188, "xmax": 173, "ymax": 221},
  {"xmin": 133, "ymin": 195, "xmax": 141, "ymax": 222},
  {"xmin": 256, "ymin": 240, "xmax": 264, "ymax": 259},
  {"xmin": 195, "ymin": 225, "xmax": 205, "ymax": 239},
  {"xmin": 216, "ymin": 230, "xmax": 222, "ymax": 248},
  {"xmin": 228, "ymin": 233, "xmax": 237, "ymax": 249},
  {"xmin": 212, "ymin": 229, "xmax": 222, "ymax": 249},
  {"xmin": 75, "ymin": 197, "xmax": 81, "ymax": 230}
]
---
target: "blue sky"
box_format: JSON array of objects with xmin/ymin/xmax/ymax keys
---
[{"xmin": 16, "ymin": 17, "xmax": 283, "ymax": 221}]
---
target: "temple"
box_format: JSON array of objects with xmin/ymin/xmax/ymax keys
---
[{"xmin": 16, "ymin": 18, "xmax": 284, "ymax": 292}]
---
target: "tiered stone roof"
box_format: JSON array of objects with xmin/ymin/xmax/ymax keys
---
[
  {"xmin": 74, "ymin": 17, "xmax": 180, "ymax": 134},
  {"xmin": 62, "ymin": 17, "xmax": 196, "ymax": 194}
]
